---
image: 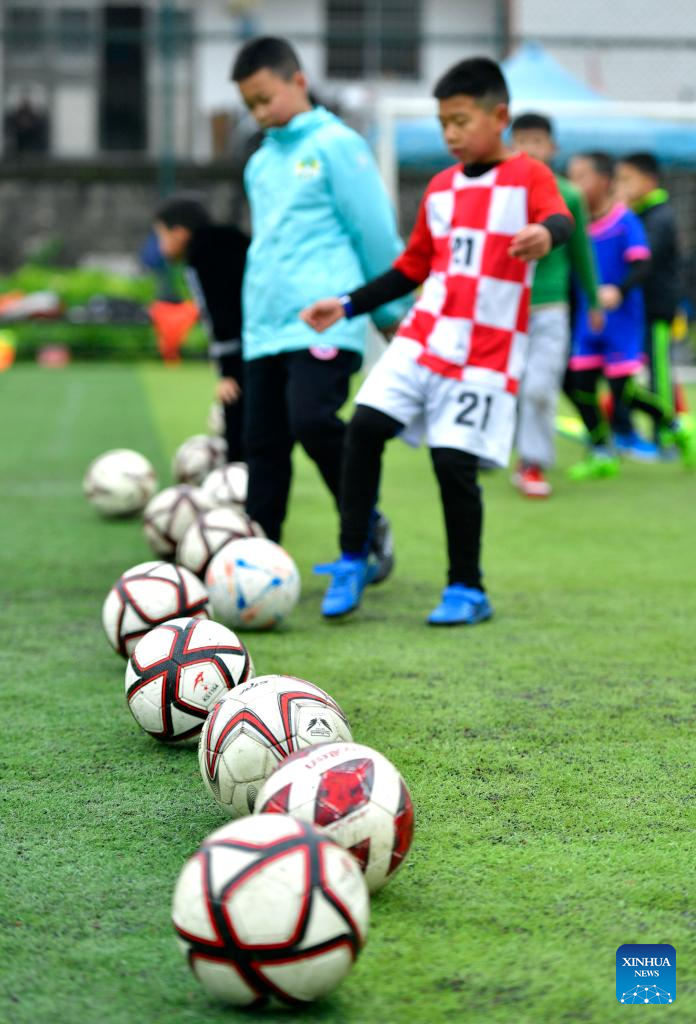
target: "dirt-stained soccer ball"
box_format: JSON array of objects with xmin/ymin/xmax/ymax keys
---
[
  {"xmin": 143, "ymin": 485, "xmax": 214, "ymax": 557},
  {"xmin": 172, "ymin": 814, "xmax": 369, "ymax": 1006},
  {"xmin": 83, "ymin": 448, "xmax": 157, "ymax": 517},
  {"xmin": 198, "ymin": 674, "xmax": 352, "ymax": 818},
  {"xmin": 205, "ymin": 537, "xmax": 300, "ymax": 630},
  {"xmin": 172, "ymin": 434, "xmax": 227, "ymax": 485},
  {"xmin": 255, "ymin": 742, "xmax": 414, "ymax": 893},
  {"xmin": 177, "ymin": 508, "xmax": 265, "ymax": 578},
  {"xmin": 201, "ymin": 463, "xmax": 248, "ymax": 510},
  {"xmin": 102, "ymin": 560, "xmax": 210, "ymax": 659},
  {"xmin": 125, "ymin": 617, "xmax": 253, "ymax": 743}
]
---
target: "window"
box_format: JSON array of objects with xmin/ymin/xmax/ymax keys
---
[
  {"xmin": 57, "ymin": 8, "xmax": 91, "ymax": 55},
  {"xmin": 326, "ymin": 0, "xmax": 421, "ymax": 79},
  {"xmin": 6, "ymin": 6, "xmax": 46, "ymax": 57},
  {"xmin": 156, "ymin": 7, "xmax": 193, "ymax": 59}
]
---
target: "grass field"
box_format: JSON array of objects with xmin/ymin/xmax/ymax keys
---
[{"xmin": 1, "ymin": 362, "xmax": 694, "ymax": 1024}]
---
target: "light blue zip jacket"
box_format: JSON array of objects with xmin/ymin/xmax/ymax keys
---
[{"xmin": 242, "ymin": 106, "xmax": 410, "ymax": 361}]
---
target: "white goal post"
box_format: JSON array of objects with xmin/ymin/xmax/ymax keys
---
[{"xmin": 375, "ymin": 96, "xmax": 696, "ymax": 212}]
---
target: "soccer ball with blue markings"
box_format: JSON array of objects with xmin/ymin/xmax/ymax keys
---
[{"xmin": 205, "ymin": 537, "xmax": 300, "ymax": 631}]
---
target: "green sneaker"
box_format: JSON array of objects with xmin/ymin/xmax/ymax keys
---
[
  {"xmin": 668, "ymin": 418, "xmax": 696, "ymax": 469},
  {"xmin": 567, "ymin": 448, "xmax": 620, "ymax": 482}
]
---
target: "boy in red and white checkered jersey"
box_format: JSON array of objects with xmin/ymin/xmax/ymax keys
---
[{"xmin": 301, "ymin": 57, "xmax": 573, "ymax": 625}]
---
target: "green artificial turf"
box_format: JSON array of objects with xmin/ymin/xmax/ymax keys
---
[{"xmin": 0, "ymin": 363, "xmax": 694, "ymax": 1024}]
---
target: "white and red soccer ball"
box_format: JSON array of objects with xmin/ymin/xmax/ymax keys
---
[
  {"xmin": 83, "ymin": 448, "xmax": 157, "ymax": 517},
  {"xmin": 102, "ymin": 561, "xmax": 210, "ymax": 659},
  {"xmin": 177, "ymin": 508, "xmax": 265, "ymax": 578},
  {"xmin": 255, "ymin": 742, "xmax": 414, "ymax": 893},
  {"xmin": 172, "ymin": 434, "xmax": 227, "ymax": 485},
  {"xmin": 143, "ymin": 485, "xmax": 214, "ymax": 557},
  {"xmin": 172, "ymin": 814, "xmax": 369, "ymax": 1006},
  {"xmin": 201, "ymin": 463, "xmax": 248, "ymax": 510},
  {"xmin": 205, "ymin": 537, "xmax": 300, "ymax": 630},
  {"xmin": 198, "ymin": 674, "xmax": 352, "ymax": 818},
  {"xmin": 125, "ymin": 617, "xmax": 253, "ymax": 743}
]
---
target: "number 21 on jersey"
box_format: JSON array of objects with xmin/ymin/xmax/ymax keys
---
[{"xmin": 449, "ymin": 228, "xmax": 484, "ymax": 277}]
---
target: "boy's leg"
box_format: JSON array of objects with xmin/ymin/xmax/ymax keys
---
[
  {"xmin": 242, "ymin": 355, "xmax": 293, "ymax": 542},
  {"xmin": 429, "ymin": 448, "xmax": 483, "ymax": 589},
  {"xmin": 648, "ymin": 320, "xmax": 675, "ymax": 432},
  {"xmin": 565, "ymin": 367, "xmax": 609, "ymax": 444},
  {"xmin": 286, "ymin": 348, "xmax": 361, "ymax": 505},
  {"xmin": 565, "ymin": 367, "xmax": 621, "ymax": 480},
  {"xmin": 340, "ymin": 406, "xmax": 402, "ymax": 555},
  {"xmin": 317, "ymin": 405, "xmax": 402, "ymax": 618},
  {"xmin": 223, "ymin": 397, "xmax": 245, "ymax": 462},
  {"xmin": 608, "ymin": 374, "xmax": 674, "ymax": 434},
  {"xmin": 315, "ymin": 336, "xmax": 425, "ymax": 618},
  {"xmin": 515, "ymin": 305, "xmax": 569, "ymax": 496}
]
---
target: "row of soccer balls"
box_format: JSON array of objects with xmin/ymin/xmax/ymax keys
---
[
  {"xmin": 90, "ymin": 441, "xmax": 413, "ymax": 1005},
  {"xmin": 122, "ymin": 615, "xmax": 414, "ymax": 1006}
]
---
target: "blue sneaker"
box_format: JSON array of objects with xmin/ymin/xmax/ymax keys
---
[
  {"xmin": 314, "ymin": 557, "xmax": 369, "ymax": 618},
  {"xmin": 613, "ymin": 431, "xmax": 659, "ymax": 463},
  {"xmin": 427, "ymin": 585, "xmax": 493, "ymax": 627}
]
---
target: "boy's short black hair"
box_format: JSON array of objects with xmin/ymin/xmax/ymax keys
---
[
  {"xmin": 511, "ymin": 112, "xmax": 554, "ymax": 136},
  {"xmin": 581, "ymin": 151, "xmax": 615, "ymax": 179},
  {"xmin": 433, "ymin": 57, "xmax": 509, "ymax": 108},
  {"xmin": 618, "ymin": 152, "xmax": 660, "ymax": 179},
  {"xmin": 231, "ymin": 36, "xmax": 301, "ymax": 82},
  {"xmin": 154, "ymin": 193, "xmax": 210, "ymax": 231}
]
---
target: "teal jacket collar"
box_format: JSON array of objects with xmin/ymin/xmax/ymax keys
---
[{"xmin": 266, "ymin": 106, "xmax": 334, "ymax": 144}]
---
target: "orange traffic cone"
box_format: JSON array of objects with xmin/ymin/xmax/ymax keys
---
[{"xmin": 149, "ymin": 300, "xmax": 199, "ymax": 363}]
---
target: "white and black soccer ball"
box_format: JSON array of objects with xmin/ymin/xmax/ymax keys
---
[
  {"xmin": 205, "ymin": 537, "xmax": 300, "ymax": 630},
  {"xmin": 201, "ymin": 463, "xmax": 248, "ymax": 510},
  {"xmin": 172, "ymin": 814, "xmax": 369, "ymax": 1006},
  {"xmin": 83, "ymin": 448, "xmax": 157, "ymax": 517},
  {"xmin": 102, "ymin": 560, "xmax": 210, "ymax": 659},
  {"xmin": 172, "ymin": 434, "xmax": 227, "ymax": 486},
  {"xmin": 143, "ymin": 485, "xmax": 214, "ymax": 557},
  {"xmin": 177, "ymin": 508, "xmax": 265, "ymax": 578},
  {"xmin": 125, "ymin": 617, "xmax": 253, "ymax": 743},
  {"xmin": 255, "ymin": 742, "xmax": 415, "ymax": 893},
  {"xmin": 198, "ymin": 674, "xmax": 352, "ymax": 818}
]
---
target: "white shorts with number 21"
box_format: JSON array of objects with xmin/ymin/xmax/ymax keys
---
[{"xmin": 355, "ymin": 336, "xmax": 517, "ymax": 467}]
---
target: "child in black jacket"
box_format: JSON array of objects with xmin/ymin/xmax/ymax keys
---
[{"xmin": 154, "ymin": 194, "xmax": 249, "ymax": 461}]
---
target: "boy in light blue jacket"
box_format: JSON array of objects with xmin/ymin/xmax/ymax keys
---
[{"xmin": 231, "ymin": 36, "xmax": 410, "ymax": 573}]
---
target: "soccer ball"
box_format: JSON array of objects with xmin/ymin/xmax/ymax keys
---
[
  {"xmin": 198, "ymin": 674, "xmax": 352, "ymax": 818},
  {"xmin": 125, "ymin": 617, "xmax": 253, "ymax": 743},
  {"xmin": 143, "ymin": 485, "xmax": 214, "ymax": 557},
  {"xmin": 102, "ymin": 560, "xmax": 210, "ymax": 658},
  {"xmin": 83, "ymin": 448, "xmax": 157, "ymax": 517},
  {"xmin": 172, "ymin": 814, "xmax": 369, "ymax": 1006},
  {"xmin": 205, "ymin": 537, "xmax": 300, "ymax": 630},
  {"xmin": 201, "ymin": 463, "xmax": 248, "ymax": 510},
  {"xmin": 177, "ymin": 508, "xmax": 265, "ymax": 578},
  {"xmin": 255, "ymin": 742, "xmax": 414, "ymax": 893},
  {"xmin": 173, "ymin": 434, "xmax": 227, "ymax": 485}
]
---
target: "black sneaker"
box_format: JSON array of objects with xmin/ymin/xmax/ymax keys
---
[{"xmin": 368, "ymin": 511, "xmax": 394, "ymax": 584}]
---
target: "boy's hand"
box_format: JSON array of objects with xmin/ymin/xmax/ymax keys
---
[
  {"xmin": 508, "ymin": 224, "xmax": 552, "ymax": 261},
  {"xmin": 598, "ymin": 285, "xmax": 623, "ymax": 311},
  {"xmin": 588, "ymin": 308, "xmax": 605, "ymax": 333},
  {"xmin": 300, "ymin": 298, "xmax": 345, "ymax": 333},
  {"xmin": 216, "ymin": 377, "xmax": 241, "ymax": 404}
]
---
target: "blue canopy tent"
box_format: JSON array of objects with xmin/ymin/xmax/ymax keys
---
[{"xmin": 392, "ymin": 43, "xmax": 696, "ymax": 169}]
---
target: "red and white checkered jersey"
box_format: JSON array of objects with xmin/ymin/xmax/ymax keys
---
[{"xmin": 393, "ymin": 152, "xmax": 571, "ymax": 393}]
